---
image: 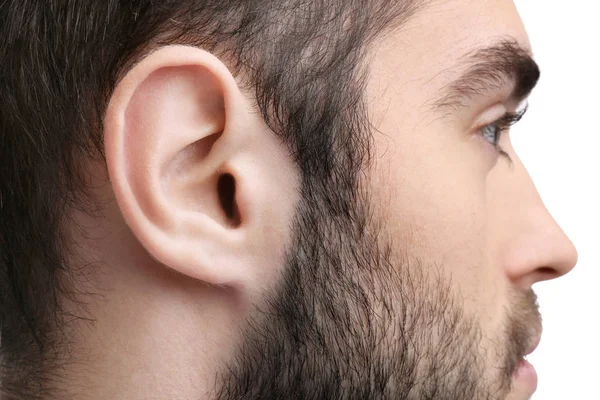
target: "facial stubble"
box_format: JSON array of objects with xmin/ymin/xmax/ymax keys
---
[{"xmin": 214, "ymin": 174, "xmax": 541, "ymax": 400}]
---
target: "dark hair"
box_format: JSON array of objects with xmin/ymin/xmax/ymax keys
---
[{"xmin": 0, "ymin": 1, "xmax": 421, "ymax": 397}]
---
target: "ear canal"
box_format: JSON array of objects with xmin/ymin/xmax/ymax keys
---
[{"xmin": 217, "ymin": 173, "xmax": 241, "ymax": 227}]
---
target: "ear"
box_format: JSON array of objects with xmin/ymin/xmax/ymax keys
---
[{"xmin": 104, "ymin": 45, "xmax": 298, "ymax": 288}]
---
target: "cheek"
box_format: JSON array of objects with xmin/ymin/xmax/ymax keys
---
[{"xmin": 368, "ymin": 123, "xmax": 503, "ymax": 316}]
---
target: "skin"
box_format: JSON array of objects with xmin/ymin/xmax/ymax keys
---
[
  {"xmin": 362, "ymin": 2, "xmax": 577, "ymax": 398},
  {"xmin": 55, "ymin": 0, "xmax": 577, "ymax": 399}
]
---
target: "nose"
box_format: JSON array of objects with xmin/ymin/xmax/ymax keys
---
[{"xmin": 492, "ymin": 155, "xmax": 579, "ymax": 288}]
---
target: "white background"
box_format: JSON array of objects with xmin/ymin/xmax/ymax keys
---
[{"xmin": 512, "ymin": 1, "xmax": 599, "ymax": 399}]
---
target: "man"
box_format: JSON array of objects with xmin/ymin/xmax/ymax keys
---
[{"xmin": 0, "ymin": 0, "xmax": 578, "ymax": 399}]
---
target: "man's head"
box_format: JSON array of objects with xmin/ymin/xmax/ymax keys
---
[{"xmin": 0, "ymin": 1, "xmax": 577, "ymax": 399}]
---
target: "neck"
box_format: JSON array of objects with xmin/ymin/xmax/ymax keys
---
[
  {"xmin": 53, "ymin": 193, "xmax": 246, "ymax": 400},
  {"xmin": 58, "ymin": 260, "xmax": 244, "ymax": 399}
]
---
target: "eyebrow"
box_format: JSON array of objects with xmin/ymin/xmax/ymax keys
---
[{"xmin": 432, "ymin": 39, "xmax": 541, "ymax": 111}]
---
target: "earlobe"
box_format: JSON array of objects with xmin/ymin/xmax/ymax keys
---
[{"xmin": 104, "ymin": 46, "xmax": 253, "ymax": 286}]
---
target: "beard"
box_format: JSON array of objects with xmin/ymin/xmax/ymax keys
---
[{"xmin": 214, "ymin": 170, "xmax": 539, "ymax": 400}]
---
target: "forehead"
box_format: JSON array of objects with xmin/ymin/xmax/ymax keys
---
[{"xmin": 367, "ymin": 0, "xmax": 531, "ymax": 109}]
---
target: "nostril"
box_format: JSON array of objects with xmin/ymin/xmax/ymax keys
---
[
  {"xmin": 217, "ymin": 173, "xmax": 241, "ymax": 227},
  {"xmin": 536, "ymin": 266, "xmax": 558, "ymax": 280}
]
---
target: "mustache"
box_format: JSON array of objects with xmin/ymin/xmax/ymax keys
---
[{"xmin": 503, "ymin": 289, "xmax": 542, "ymax": 376}]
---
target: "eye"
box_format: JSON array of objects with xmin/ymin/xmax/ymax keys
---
[
  {"xmin": 477, "ymin": 104, "xmax": 529, "ymax": 162},
  {"xmin": 478, "ymin": 118, "xmax": 511, "ymax": 161},
  {"xmin": 480, "ymin": 121, "xmax": 502, "ymax": 147}
]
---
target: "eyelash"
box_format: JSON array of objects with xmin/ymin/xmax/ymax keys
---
[{"xmin": 479, "ymin": 104, "xmax": 528, "ymax": 162}]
